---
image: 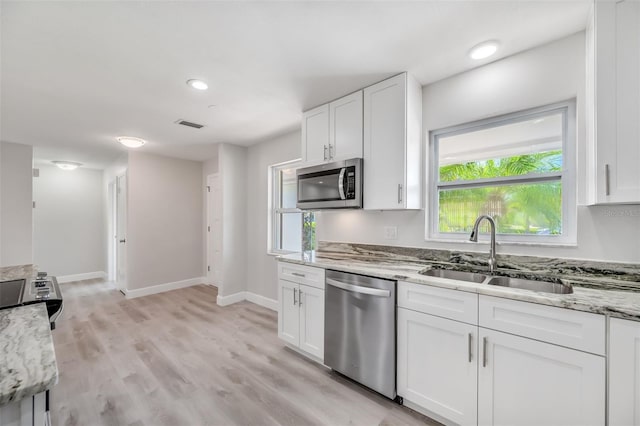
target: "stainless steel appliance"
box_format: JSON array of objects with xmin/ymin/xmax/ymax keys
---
[
  {"xmin": 0, "ymin": 274, "xmax": 63, "ymax": 328},
  {"xmin": 296, "ymin": 158, "xmax": 362, "ymax": 210},
  {"xmin": 324, "ymin": 269, "xmax": 397, "ymax": 399}
]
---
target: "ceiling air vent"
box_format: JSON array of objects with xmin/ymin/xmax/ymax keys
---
[{"xmin": 175, "ymin": 119, "xmax": 204, "ymax": 129}]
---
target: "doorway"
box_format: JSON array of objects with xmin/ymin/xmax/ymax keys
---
[
  {"xmin": 206, "ymin": 174, "xmax": 221, "ymax": 288},
  {"xmin": 115, "ymin": 173, "xmax": 127, "ymax": 293}
]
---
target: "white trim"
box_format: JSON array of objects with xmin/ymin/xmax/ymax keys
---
[
  {"xmin": 246, "ymin": 292, "xmax": 278, "ymax": 311},
  {"xmin": 216, "ymin": 290, "xmax": 278, "ymax": 311},
  {"xmin": 57, "ymin": 271, "xmax": 107, "ymax": 283},
  {"xmin": 216, "ymin": 291, "xmax": 247, "ymax": 306},
  {"xmin": 124, "ymin": 276, "xmax": 205, "ymax": 299}
]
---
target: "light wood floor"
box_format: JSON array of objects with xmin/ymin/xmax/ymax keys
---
[{"xmin": 50, "ymin": 280, "xmax": 440, "ymax": 426}]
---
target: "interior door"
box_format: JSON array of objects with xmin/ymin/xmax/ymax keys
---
[
  {"xmin": 207, "ymin": 174, "xmax": 222, "ymax": 286},
  {"xmin": 116, "ymin": 173, "xmax": 127, "ymax": 292}
]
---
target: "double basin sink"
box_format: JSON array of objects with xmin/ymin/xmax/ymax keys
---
[{"xmin": 420, "ymin": 268, "xmax": 573, "ymax": 294}]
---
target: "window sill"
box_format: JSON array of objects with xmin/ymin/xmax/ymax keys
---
[
  {"xmin": 424, "ymin": 237, "xmax": 578, "ymax": 248},
  {"xmin": 267, "ymin": 250, "xmax": 299, "ymax": 257}
]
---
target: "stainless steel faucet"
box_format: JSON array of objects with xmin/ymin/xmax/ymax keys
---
[{"xmin": 469, "ymin": 215, "xmax": 497, "ymax": 273}]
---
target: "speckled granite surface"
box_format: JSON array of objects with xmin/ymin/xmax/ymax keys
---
[
  {"xmin": 0, "ymin": 264, "xmax": 37, "ymax": 282},
  {"xmin": 0, "ymin": 304, "xmax": 58, "ymax": 406},
  {"xmin": 280, "ymin": 242, "xmax": 640, "ymax": 322}
]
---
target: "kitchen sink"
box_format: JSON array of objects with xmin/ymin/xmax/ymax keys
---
[
  {"xmin": 420, "ymin": 268, "xmax": 487, "ymax": 284},
  {"xmin": 487, "ymin": 276, "xmax": 573, "ymax": 294}
]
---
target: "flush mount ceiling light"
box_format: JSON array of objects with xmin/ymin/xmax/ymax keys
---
[
  {"xmin": 116, "ymin": 136, "xmax": 147, "ymax": 148},
  {"xmin": 186, "ymin": 79, "xmax": 208, "ymax": 91},
  {"xmin": 52, "ymin": 161, "xmax": 82, "ymax": 170},
  {"xmin": 469, "ymin": 40, "xmax": 499, "ymax": 60}
]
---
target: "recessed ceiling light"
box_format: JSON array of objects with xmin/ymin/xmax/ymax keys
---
[
  {"xmin": 469, "ymin": 40, "xmax": 499, "ymax": 60},
  {"xmin": 52, "ymin": 161, "xmax": 82, "ymax": 170},
  {"xmin": 116, "ymin": 136, "xmax": 147, "ymax": 148},
  {"xmin": 187, "ymin": 79, "xmax": 208, "ymax": 91}
]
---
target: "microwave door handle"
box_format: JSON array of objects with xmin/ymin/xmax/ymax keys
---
[{"xmin": 338, "ymin": 168, "xmax": 346, "ymax": 200}]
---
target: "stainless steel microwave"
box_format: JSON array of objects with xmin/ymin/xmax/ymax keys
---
[{"xmin": 296, "ymin": 158, "xmax": 363, "ymax": 210}]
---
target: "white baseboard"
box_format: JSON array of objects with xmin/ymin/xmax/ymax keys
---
[
  {"xmin": 216, "ymin": 291, "xmax": 247, "ymax": 306},
  {"xmin": 57, "ymin": 271, "xmax": 107, "ymax": 283},
  {"xmin": 216, "ymin": 291, "xmax": 277, "ymax": 311},
  {"xmin": 125, "ymin": 276, "xmax": 206, "ymax": 299},
  {"xmin": 246, "ymin": 292, "xmax": 278, "ymax": 311}
]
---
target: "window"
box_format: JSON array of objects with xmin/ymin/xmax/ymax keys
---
[
  {"xmin": 428, "ymin": 101, "xmax": 576, "ymax": 245},
  {"xmin": 269, "ymin": 160, "xmax": 316, "ymax": 254}
]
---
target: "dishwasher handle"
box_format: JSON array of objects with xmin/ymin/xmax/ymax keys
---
[{"xmin": 326, "ymin": 278, "xmax": 391, "ymax": 297}]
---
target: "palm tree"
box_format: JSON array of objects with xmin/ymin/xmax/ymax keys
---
[{"xmin": 438, "ymin": 150, "xmax": 562, "ymax": 234}]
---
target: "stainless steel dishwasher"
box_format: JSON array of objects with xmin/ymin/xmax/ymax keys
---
[{"xmin": 324, "ymin": 269, "xmax": 397, "ymax": 399}]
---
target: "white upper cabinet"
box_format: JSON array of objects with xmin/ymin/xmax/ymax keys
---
[
  {"xmin": 363, "ymin": 73, "xmax": 422, "ymax": 210},
  {"xmin": 302, "ymin": 92, "xmax": 363, "ymax": 164},
  {"xmin": 301, "ymin": 104, "xmax": 330, "ymax": 164},
  {"xmin": 609, "ymin": 318, "xmax": 640, "ymax": 426},
  {"xmin": 329, "ymin": 91, "xmax": 363, "ymax": 161},
  {"xmin": 587, "ymin": 0, "xmax": 640, "ymax": 204}
]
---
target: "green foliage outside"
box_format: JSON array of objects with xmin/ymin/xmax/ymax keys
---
[
  {"xmin": 302, "ymin": 212, "xmax": 316, "ymax": 251},
  {"xmin": 438, "ymin": 150, "xmax": 563, "ymax": 235}
]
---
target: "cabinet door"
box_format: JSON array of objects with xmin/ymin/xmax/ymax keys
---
[
  {"xmin": 609, "ymin": 318, "xmax": 640, "ymax": 426},
  {"xmin": 478, "ymin": 328, "xmax": 605, "ymax": 426},
  {"xmin": 278, "ymin": 280, "xmax": 299, "ymax": 347},
  {"xmin": 329, "ymin": 91, "xmax": 363, "ymax": 161},
  {"xmin": 594, "ymin": 0, "xmax": 640, "ymax": 203},
  {"xmin": 363, "ymin": 74, "xmax": 407, "ymax": 209},
  {"xmin": 302, "ymin": 104, "xmax": 330, "ymax": 163},
  {"xmin": 397, "ymin": 308, "xmax": 478, "ymax": 425},
  {"xmin": 298, "ymin": 284, "xmax": 324, "ymax": 360}
]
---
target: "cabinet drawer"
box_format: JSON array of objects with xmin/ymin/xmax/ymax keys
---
[
  {"xmin": 479, "ymin": 295, "xmax": 605, "ymax": 355},
  {"xmin": 398, "ymin": 281, "xmax": 478, "ymax": 325},
  {"xmin": 278, "ymin": 262, "xmax": 325, "ymax": 290}
]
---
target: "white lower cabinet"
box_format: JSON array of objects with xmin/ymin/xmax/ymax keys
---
[
  {"xmin": 478, "ymin": 328, "xmax": 605, "ymax": 426},
  {"xmin": 609, "ymin": 317, "xmax": 640, "ymax": 426},
  {"xmin": 0, "ymin": 391, "xmax": 48, "ymax": 426},
  {"xmin": 397, "ymin": 308, "xmax": 478, "ymax": 426},
  {"xmin": 277, "ymin": 263, "xmax": 325, "ymax": 361}
]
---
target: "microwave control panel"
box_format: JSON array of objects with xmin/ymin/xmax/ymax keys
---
[{"xmin": 345, "ymin": 166, "xmax": 356, "ymax": 199}]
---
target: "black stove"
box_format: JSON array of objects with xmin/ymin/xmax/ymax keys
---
[{"xmin": 0, "ymin": 274, "xmax": 63, "ymax": 328}]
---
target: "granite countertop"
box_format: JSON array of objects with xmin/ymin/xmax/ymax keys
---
[
  {"xmin": 0, "ymin": 264, "xmax": 58, "ymax": 407},
  {"xmin": 0, "ymin": 304, "xmax": 58, "ymax": 406},
  {"xmin": 280, "ymin": 247, "xmax": 640, "ymax": 322}
]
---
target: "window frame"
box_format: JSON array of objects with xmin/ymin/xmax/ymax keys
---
[
  {"xmin": 268, "ymin": 159, "xmax": 302, "ymax": 255},
  {"xmin": 426, "ymin": 100, "xmax": 577, "ymax": 246}
]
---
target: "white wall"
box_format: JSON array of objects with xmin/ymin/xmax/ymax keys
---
[
  {"xmin": 127, "ymin": 152, "xmax": 203, "ymax": 290},
  {"xmin": 246, "ymin": 131, "xmax": 301, "ymax": 300},
  {"xmin": 0, "ymin": 141, "xmax": 33, "ymax": 267},
  {"xmin": 317, "ymin": 32, "xmax": 640, "ymax": 264},
  {"xmin": 33, "ymin": 164, "xmax": 104, "ymax": 277},
  {"xmin": 217, "ymin": 144, "xmax": 248, "ymax": 297}
]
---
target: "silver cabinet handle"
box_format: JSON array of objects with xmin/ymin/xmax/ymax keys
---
[
  {"xmin": 468, "ymin": 333, "xmax": 473, "ymax": 363},
  {"xmin": 293, "ymin": 288, "xmax": 298, "ymax": 305},
  {"xmin": 119, "ymin": 239, "xmax": 126, "ymax": 243},
  {"xmin": 326, "ymin": 278, "xmax": 391, "ymax": 297},
  {"xmin": 291, "ymin": 272, "xmax": 306, "ymax": 278},
  {"xmin": 299, "ymin": 289, "xmax": 303, "ymax": 306},
  {"xmin": 482, "ymin": 336, "xmax": 488, "ymax": 367},
  {"xmin": 605, "ymin": 164, "xmax": 610, "ymax": 196},
  {"xmin": 398, "ymin": 184, "xmax": 403, "ymax": 204},
  {"xmin": 323, "ymin": 145, "xmax": 328, "ymax": 161}
]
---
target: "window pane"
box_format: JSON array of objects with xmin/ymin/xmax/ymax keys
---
[
  {"xmin": 438, "ymin": 181, "xmax": 562, "ymax": 235},
  {"xmin": 279, "ymin": 212, "xmax": 301, "ymax": 251},
  {"xmin": 439, "ymin": 113, "xmax": 563, "ymax": 182},
  {"xmin": 281, "ymin": 168, "xmax": 297, "ymax": 209}
]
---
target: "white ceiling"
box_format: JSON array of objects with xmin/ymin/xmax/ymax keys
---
[{"xmin": 0, "ymin": 1, "xmax": 590, "ymax": 169}]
